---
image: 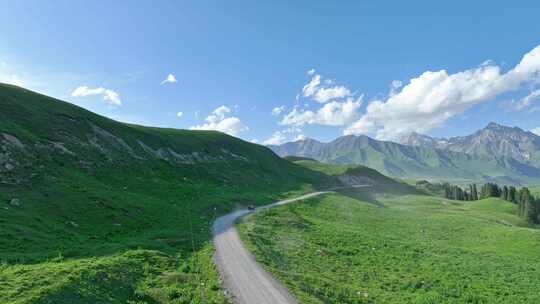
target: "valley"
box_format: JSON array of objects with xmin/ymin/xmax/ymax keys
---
[
  {"xmin": 3, "ymin": 3, "xmax": 540, "ymax": 304},
  {"xmin": 1, "ymin": 84, "xmax": 540, "ymax": 304}
]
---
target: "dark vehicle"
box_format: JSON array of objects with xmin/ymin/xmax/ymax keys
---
[{"xmin": 247, "ymin": 205, "xmax": 256, "ymax": 211}]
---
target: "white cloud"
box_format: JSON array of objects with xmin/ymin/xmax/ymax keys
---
[
  {"xmin": 507, "ymin": 89, "xmax": 540, "ymax": 111},
  {"xmin": 389, "ymin": 80, "xmax": 404, "ymax": 97},
  {"xmin": 271, "ymin": 105, "xmax": 286, "ymax": 116},
  {"xmin": 161, "ymin": 73, "xmax": 178, "ymax": 84},
  {"xmin": 263, "ymin": 131, "xmax": 288, "ymax": 145},
  {"xmin": 250, "ymin": 138, "xmax": 259, "ymax": 144},
  {"xmin": 207, "ymin": 105, "xmax": 231, "ymax": 122},
  {"xmin": 281, "ymin": 97, "xmax": 362, "ymax": 127},
  {"xmin": 302, "ymin": 74, "xmax": 321, "ymax": 98},
  {"xmin": 307, "ymin": 68, "xmax": 316, "ymax": 76},
  {"xmin": 71, "ymin": 85, "xmax": 122, "ymax": 106},
  {"xmin": 294, "ymin": 134, "xmax": 307, "ymax": 141},
  {"xmin": 279, "ymin": 71, "xmax": 362, "ymax": 128},
  {"xmin": 176, "ymin": 111, "xmax": 183, "ymax": 117},
  {"xmin": 262, "ymin": 127, "xmax": 304, "ymax": 145},
  {"xmin": 3, "ymin": 74, "xmax": 24, "ymax": 87},
  {"xmin": 190, "ymin": 105, "xmax": 248, "ymax": 136},
  {"xmin": 531, "ymin": 127, "xmax": 540, "ymax": 136},
  {"xmin": 344, "ymin": 45, "xmax": 540, "ymax": 140},
  {"xmin": 391, "ymin": 80, "xmax": 403, "ymax": 89},
  {"xmin": 302, "ymin": 73, "xmax": 352, "ymax": 103}
]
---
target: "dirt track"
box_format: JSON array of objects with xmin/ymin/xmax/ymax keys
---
[{"xmin": 212, "ymin": 192, "xmax": 329, "ymax": 304}]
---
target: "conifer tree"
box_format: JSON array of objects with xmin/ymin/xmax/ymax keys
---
[
  {"xmin": 508, "ymin": 186, "xmax": 517, "ymax": 203},
  {"xmin": 471, "ymin": 184, "xmax": 478, "ymax": 201},
  {"xmin": 502, "ymin": 186, "xmax": 509, "ymax": 201}
]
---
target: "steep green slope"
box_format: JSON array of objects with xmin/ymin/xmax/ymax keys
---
[
  {"xmin": 270, "ymin": 135, "xmax": 540, "ymax": 185},
  {"xmin": 0, "ymin": 83, "xmax": 326, "ymax": 303},
  {"xmin": 238, "ymin": 192, "xmax": 540, "ymax": 303}
]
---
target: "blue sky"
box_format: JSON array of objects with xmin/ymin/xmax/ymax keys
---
[{"xmin": 2, "ymin": 1, "xmax": 540, "ymax": 144}]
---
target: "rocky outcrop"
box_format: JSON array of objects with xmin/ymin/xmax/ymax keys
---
[{"xmin": 137, "ymin": 141, "xmax": 250, "ymax": 165}]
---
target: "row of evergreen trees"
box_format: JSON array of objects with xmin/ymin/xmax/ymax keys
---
[
  {"xmin": 442, "ymin": 182, "xmax": 540, "ymax": 224},
  {"xmin": 443, "ymin": 183, "xmax": 479, "ymax": 201}
]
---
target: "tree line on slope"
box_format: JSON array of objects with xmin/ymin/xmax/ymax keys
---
[{"xmin": 439, "ymin": 182, "xmax": 540, "ymax": 224}]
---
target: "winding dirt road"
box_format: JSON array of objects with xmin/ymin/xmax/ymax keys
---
[{"xmin": 212, "ymin": 192, "xmax": 329, "ymax": 304}]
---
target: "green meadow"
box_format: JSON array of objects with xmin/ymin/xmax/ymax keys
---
[{"xmin": 238, "ymin": 191, "xmax": 540, "ymax": 303}]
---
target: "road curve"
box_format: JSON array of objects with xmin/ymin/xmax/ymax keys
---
[{"xmin": 212, "ymin": 191, "xmax": 329, "ymax": 304}]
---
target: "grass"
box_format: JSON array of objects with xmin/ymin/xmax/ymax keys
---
[
  {"xmin": 0, "ymin": 83, "xmax": 326, "ymax": 303},
  {"xmin": 238, "ymin": 190, "xmax": 540, "ymax": 303},
  {"xmin": 290, "ymin": 159, "xmax": 355, "ymax": 175},
  {"xmin": 529, "ymin": 185, "xmax": 540, "ymax": 197}
]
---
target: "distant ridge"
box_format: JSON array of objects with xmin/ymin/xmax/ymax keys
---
[
  {"xmin": 398, "ymin": 122, "xmax": 540, "ymax": 165},
  {"xmin": 270, "ymin": 123, "xmax": 540, "ymax": 185}
]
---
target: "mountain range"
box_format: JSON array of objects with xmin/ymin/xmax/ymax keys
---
[
  {"xmin": 269, "ymin": 123, "xmax": 540, "ymax": 185},
  {"xmin": 398, "ymin": 123, "xmax": 540, "ymax": 165}
]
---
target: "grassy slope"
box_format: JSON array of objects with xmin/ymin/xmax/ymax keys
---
[
  {"xmin": 0, "ymin": 84, "xmax": 326, "ymax": 303},
  {"xmin": 529, "ymin": 185, "xmax": 540, "ymax": 197},
  {"xmin": 290, "ymin": 159, "xmax": 355, "ymax": 175},
  {"xmin": 239, "ymin": 186, "xmax": 540, "ymax": 303}
]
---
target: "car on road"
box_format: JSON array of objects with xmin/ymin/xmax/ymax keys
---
[{"xmin": 247, "ymin": 205, "xmax": 255, "ymax": 211}]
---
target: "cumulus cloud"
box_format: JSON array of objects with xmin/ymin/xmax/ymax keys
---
[
  {"xmin": 263, "ymin": 131, "xmax": 288, "ymax": 145},
  {"xmin": 176, "ymin": 111, "xmax": 183, "ymax": 117},
  {"xmin": 279, "ymin": 70, "xmax": 362, "ymax": 128},
  {"xmin": 344, "ymin": 45, "xmax": 540, "ymax": 140},
  {"xmin": 391, "ymin": 80, "xmax": 403, "ymax": 89},
  {"xmin": 190, "ymin": 105, "xmax": 248, "ymax": 136},
  {"xmin": 294, "ymin": 134, "xmax": 307, "ymax": 141},
  {"xmin": 281, "ymin": 97, "xmax": 362, "ymax": 126},
  {"xmin": 161, "ymin": 73, "xmax": 178, "ymax": 84},
  {"xmin": 71, "ymin": 86, "xmax": 122, "ymax": 106},
  {"xmin": 389, "ymin": 80, "xmax": 403, "ymax": 97},
  {"xmin": 302, "ymin": 73, "xmax": 352, "ymax": 103},
  {"xmin": 506, "ymin": 89, "xmax": 540, "ymax": 111},
  {"xmin": 531, "ymin": 127, "xmax": 540, "ymax": 136},
  {"xmin": 271, "ymin": 105, "xmax": 286, "ymax": 116},
  {"xmin": 262, "ymin": 127, "xmax": 304, "ymax": 145}
]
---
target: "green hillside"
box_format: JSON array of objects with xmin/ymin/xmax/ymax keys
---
[
  {"xmin": 530, "ymin": 185, "xmax": 540, "ymax": 197},
  {"xmin": 291, "ymin": 158, "xmax": 419, "ymax": 200},
  {"xmin": 238, "ymin": 191, "xmax": 540, "ymax": 303},
  {"xmin": 0, "ymin": 84, "xmax": 326, "ymax": 303},
  {"xmin": 290, "ymin": 159, "xmax": 355, "ymax": 175}
]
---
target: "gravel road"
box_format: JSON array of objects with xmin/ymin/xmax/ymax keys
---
[{"xmin": 212, "ymin": 191, "xmax": 329, "ymax": 304}]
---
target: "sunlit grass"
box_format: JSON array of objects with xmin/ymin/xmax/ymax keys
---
[{"xmin": 239, "ymin": 191, "xmax": 540, "ymax": 303}]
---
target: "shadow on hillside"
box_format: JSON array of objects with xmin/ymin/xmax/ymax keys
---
[
  {"xmin": 333, "ymin": 187, "xmax": 386, "ymax": 207},
  {"xmin": 324, "ymin": 176, "xmax": 421, "ymax": 208}
]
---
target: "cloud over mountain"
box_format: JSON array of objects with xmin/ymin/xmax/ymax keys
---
[
  {"xmin": 71, "ymin": 85, "xmax": 122, "ymax": 106},
  {"xmin": 190, "ymin": 105, "xmax": 248, "ymax": 136},
  {"xmin": 344, "ymin": 45, "xmax": 540, "ymax": 140}
]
